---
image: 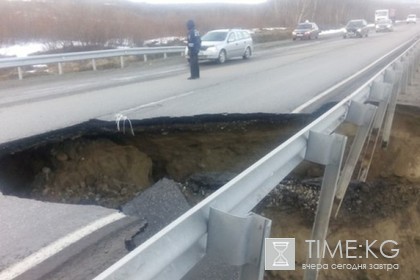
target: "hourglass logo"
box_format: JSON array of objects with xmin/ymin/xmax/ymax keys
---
[{"xmin": 265, "ymin": 238, "xmax": 295, "ymax": 270}]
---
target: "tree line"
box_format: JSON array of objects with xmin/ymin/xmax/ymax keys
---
[{"xmin": 0, "ymin": 0, "xmax": 414, "ymax": 49}]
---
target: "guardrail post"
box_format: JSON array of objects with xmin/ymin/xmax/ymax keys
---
[
  {"xmin": 414, "ymin": 46, "xmax": 420, "ymax": 73},
  {"xmin": 143, "ymin": 54, "xmax": 148, "ymax": 62},
  {"xmin": 382, "ymin": 67, "xmax": 403, "ymax": 147},
  {"xmin": 120, "ymin": 56, "xmax": 125, "ymax": 69},
  {"xmin": 183, "ymin": 208, "xmax": 271, "ymax": 280},
  {"xmin": 405, "ymin": 52, "xmax": 412, "ymax": 86},
  {"xmin": 357, "ymin": 81, "xmax": 392, "ymax": 182},
  {"xmin": 17, "ymin": 67, "xmax": 23, "ymax": 80},
  {"xmin": 334, "ymin": 101, "xmax": 376, "ymax": 217},
  {"xmin": 401, "ymin": 56, "xmax": 410, "ymax": 94},
  {"xmin": 303, "ymin": 131, "xmax": 347, "ymax": 280},
  {"xmin": 369, "ymin": 81, "xmax": 392, "ymax": 130},
  {"xmin": 409, "ymin": 50, "xmax": 416, "ymax": 84},
  {"xmin": 92, "ymin": 59, "xmax": 97, "ymax": 71},
  {"xmin": 164, "ymin": 52, "xmax": 167, "ymax": 59},
  {"xmin": 394, "ymin": 61, "xmax": 404, "ymax": 94},
  {"xmin": 58, "ymin": 62, "xmax": 63, "ymax": 75}
]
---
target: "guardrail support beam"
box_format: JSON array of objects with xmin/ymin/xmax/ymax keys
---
[
  {"xmin": 17, "ymin": 66, "xmax": 23, "ymax": 80},
  {"xmin": 369, "ymin": 81, "xmax": 392, "ymax": 129},
  {"xmin": 399, "ymin": 57, "xmax": 409, "ymax": 94},
  {"xmin": 92, "ymin": 59, "xmax": 97, "ymax": 71},
  {"xmin": 183, "ymin": 208, "xmax": 271, "ymax": 280},
  {"xmin": 357, "ymin": 81, "xmax": 392, "ymax": 181},
  {"xmin": 58, "ymin": 62, "xmax": 63, "ymax": 75},
  {"xmin": 304, "ymin": 131, "xmax": 347, "ymax": 280},
  {"xmin": 414, "ymin": 46, "xmax": 420, "ymax": 73},
  {"xmin": 382, "ymin": 67, "xmax": 403, "ymax": 147},
  {"xmin": 409, "ymin": 50, "xmax": 416, "ymax": 85},
  {"xmin": 334, "ymin": 102, "xmax": 376, "ymax": 217},
  {"xmin": 120, "ymin": 56, "xmax": 125, "ymax": 68}
]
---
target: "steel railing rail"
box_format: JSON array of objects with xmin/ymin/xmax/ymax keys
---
[
  {"xmin": 0, "ymin": 46, "xmax": 185, "ymax": 80},
  {"xmin": 93, "ymin": 38, "xmax": 420, "ymax": 280}
]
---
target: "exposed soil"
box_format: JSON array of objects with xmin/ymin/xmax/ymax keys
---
[
  {"xmin": 262, "ymin": 105, "xmax": 420, "ymax": 280},
  {"xmin": 0, "ymin": 115, "xmax": 312, "ymax": 207},
  {"xmin": 0, "ymin": 106, "xmax": 419, "ymax": 279}
]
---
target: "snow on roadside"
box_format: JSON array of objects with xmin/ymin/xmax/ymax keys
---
[
  {"xmin": 0, "ymin": 42, "xmax": 46, "ymax": 57},
  {"xmin": 0, "ymin": 27, "xmax": 346, "ymax": 58}
]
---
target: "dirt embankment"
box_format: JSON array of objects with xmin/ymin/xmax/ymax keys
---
[
  {"xmin": 264, "ymin": 105, "xmax": 420, "ymax": 280},
  {"xmin": 368, "ymin": 106, "xmax": 420, "ymax": 182}
]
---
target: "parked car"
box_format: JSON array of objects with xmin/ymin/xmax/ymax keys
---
[
  {"xmin": 292, "ymin": 21, "xmax": 320, "ymax": 40},
  {"xmin": 375, "ymin": 19, "xmax": 394, "ymax": 32},
  {"xmin": 186, "ymin": 29, "xmax": 253, "ymax": 64},
  {"xmin": 406, "ymin": 14, "xmax": 417, "ymax": 24},
  {"xmin": 343, "ymin": 19, "xmax": 369, "ymax": 38}
]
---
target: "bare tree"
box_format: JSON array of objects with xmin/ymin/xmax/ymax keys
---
[{"xmin": 0, "ymin": 0, "xmax": 410, "ymax": 50}]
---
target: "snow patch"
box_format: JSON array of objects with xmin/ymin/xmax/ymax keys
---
[{"xmin": 0, "ymin": 42, "xmax": 46, "ymax": 57}]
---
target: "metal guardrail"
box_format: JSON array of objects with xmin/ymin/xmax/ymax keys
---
[
  {"xmin": 92, "ymin": 38, "xmax": 420, "ymax": 280},
  {"xmin": 0, "ymin": 46, "xmax": 185, "ymax": 80}
]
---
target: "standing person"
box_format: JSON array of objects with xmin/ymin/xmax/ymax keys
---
[{"xmin": 186, "ymin": 19, "xmax": 201, "ymax": 80}]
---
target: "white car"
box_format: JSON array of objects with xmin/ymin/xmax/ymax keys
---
[
  {"xmin": 186, "ymin": 29, "xmax": 253, "ymax": 64},
  {"xmin": 407, "ymin": 14, "xmax": 417, "ymax": 24}
]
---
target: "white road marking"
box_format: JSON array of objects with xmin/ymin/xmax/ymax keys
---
[
  {"xmin": 117, "ymin": 90, "xmax": 196, "ymax": 114},
  {"xmin": 291, "ymin": 40, "xmax": 409, "ymax": 113},
  {"xmin": 0, "ymin": 212, "xmax": 125, "ymax": 280},
  {"xmin": 110, "ymin": 68, "xmax": 186, "ymax": 81}
]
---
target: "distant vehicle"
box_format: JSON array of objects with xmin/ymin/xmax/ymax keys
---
[
  {"xmin": 376, "ymin": 19, "xmax": 394, "ymax": 32},
  {"xmin": 374, "ymin": 9, "xmax": 396, "ymax": 23},
  {"xmin": 186, "ymin": 29, "xmax": 253, "ymax": 64},
  {"xmin": 406, "ymin": 14, "xmax": 417, "ymax": 24},
  {"xmin": 343, "ymin": 19, "xmax": 370, "ymax": 38},
  {"xmin": 292, "ymin": 21, "xmax": 320, "ymax": 40},
  {"xmin": 375, "ymin": 9, "xmax": 390, "ymax": 22}
]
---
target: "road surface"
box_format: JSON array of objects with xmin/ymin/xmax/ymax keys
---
[{"xmin": 0, "ymin": 24, "xmax": 419, "ymax": 145}]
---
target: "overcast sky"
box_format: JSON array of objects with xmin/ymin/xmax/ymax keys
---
[
  {"xmin": 129, "ymin": 0, "xmax": 267, "ymax": 4},
  {"xmin": 128, "ymin": 0, "xmax": 420, "ymax": 5}
]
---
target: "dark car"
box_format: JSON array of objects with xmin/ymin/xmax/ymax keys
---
[
  {"xmin": 292, "ymin": 21, "xmax": 320, "ymax": 40},
  {"xmin": 376, "ymin": 19, "xmax": 393, "ymax": 32},
  {"xmin": 343, "ymin": 19, "xmax": 369, "ymax": 38}
]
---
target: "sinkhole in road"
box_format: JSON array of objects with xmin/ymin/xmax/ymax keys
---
[
  {"xmin": 0, "ymin": 108, "xmax": 419, "ymax": 280},
  {"xmin": 0, "ymin": 114, "xmax": 317, "ymax": 208},
  {"xmin": 0, "ymin": 107, "xmax": 419, "ymax": 211}
]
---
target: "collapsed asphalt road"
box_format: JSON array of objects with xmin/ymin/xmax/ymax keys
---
[
  {"xmin": 1, "ymin": 106, "xmax": 419, "ymax": 280},
  {"xmin": 0, "ymin": 114, "xmax": 313, "ymax": 207},
  {"xmin": 0, "ymin": 113, "xmax": 314, "ymax": 280}
]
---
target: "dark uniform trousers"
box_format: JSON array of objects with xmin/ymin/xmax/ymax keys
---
[{"xmin": 189, "ymin": 52, "xmax": 200, "ymax": 78}]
